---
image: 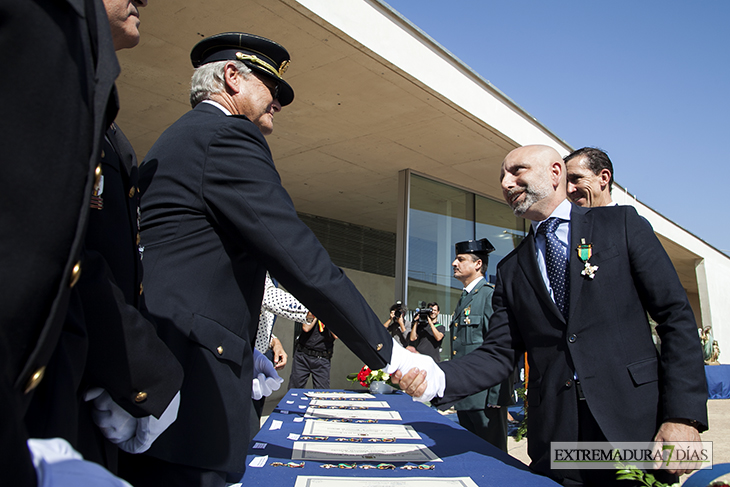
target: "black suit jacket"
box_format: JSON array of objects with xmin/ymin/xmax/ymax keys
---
[
  {"xmin": 138, "ymin": 102, "xmax": 393, "ymax": 475},
  {"xmin": 439, "ymin": 204, "xmax": 707, "ymax": 480},
  {"xmin": 0, "ymin": 0, "xmax": 118, "ymax": 484}
]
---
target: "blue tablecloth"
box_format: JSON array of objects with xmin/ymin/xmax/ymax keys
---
[
  {"xmin": 239, "ymin": 389, "xmax": 558, "ymax": 486},
  {"xmin": 705, "ymin": 364, "xmax": 730, "ymax": 399}
]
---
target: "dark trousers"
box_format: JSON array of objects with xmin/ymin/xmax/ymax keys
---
[
  {"xmin": 457, "ymin": 406, "xmax": 508, "ymax": 452},
  {"xmin": 118, "ymin": 452, "xmax": 231, "ymax": 487},
  {"xmin": 558, "ymin": 389, "xmax": 679, "ymax": 487},
  {"xmin": 287, "ymin": 351, "xmax": 331, "ymax": 389}
]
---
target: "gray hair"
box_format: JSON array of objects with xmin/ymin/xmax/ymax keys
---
[{"xmin": 189, "ymin": 60, "xmax": 252, "ymax": 108}]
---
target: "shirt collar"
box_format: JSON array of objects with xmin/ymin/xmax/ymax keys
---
[
  {"xmin": 201, "ymin": 99, "xmax": 232, "ymax": 116},
  {"xmin": 530, "ymin": 199, "xmax": 572, "ymax": 233},
  {"xmin": 464, "ymin": 275, "xmax": 484, "ymax": 293}
]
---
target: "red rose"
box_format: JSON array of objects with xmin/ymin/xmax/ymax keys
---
[{"xmin": 357, "ymin": 366, "xmax": 371, "ymax": 385}]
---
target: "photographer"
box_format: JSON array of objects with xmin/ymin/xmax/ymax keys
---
[
  {"xmin": 409, "ymin": 302, "xmax": 444, "ymax": 362},
  {"xmin": 383, "ymin": 302, "xmax": 408, "ymax": 347}
]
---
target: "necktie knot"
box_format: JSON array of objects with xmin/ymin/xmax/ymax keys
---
[
  {"xmin": 538, "ymin": 217, "xmax": 561, "ymax": 236},
  {"xmin": 537, "ymin": 217, "xmax": 569, "ymax": 318}
]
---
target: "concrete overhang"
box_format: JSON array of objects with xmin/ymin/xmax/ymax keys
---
[{"xmin": 116, "ymin": 0, "xmax": 571, "ymax": 234}]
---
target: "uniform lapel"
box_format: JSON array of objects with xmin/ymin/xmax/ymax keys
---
[{"xmin": 452, "ymin": 279, "xmax": 484, "ymax": 322}]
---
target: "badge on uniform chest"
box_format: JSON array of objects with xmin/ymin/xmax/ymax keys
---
[{"xmin": 464, "ymin": 306, "xmax": 471, "ymax": 325}]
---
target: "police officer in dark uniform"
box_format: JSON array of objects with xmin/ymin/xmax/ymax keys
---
[
  {"xmin": 119, "ymin": 32, "xmax": 401, "ymax": 487},
  {"xmin": 23, "ymin": 0, "xmax": 184, "ymax": 475},
  {"xmin": 450, "ymin": 238, "xmax": 512, "ymax": 451},
  {"xmin": 0, "ymin": 0, "xmax": 133, "ymax": 484}
]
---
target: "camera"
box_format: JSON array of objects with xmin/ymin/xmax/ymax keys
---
[
  {"xmin": 414, "ymin": 301, "xmax": 433, "ymax": 324},
  {"xmin": 392, "ymin": 301, "xmax": 404, "ymax": 319}
]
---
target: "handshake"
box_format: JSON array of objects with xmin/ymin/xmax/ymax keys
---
[{"xmin": 384, "ymin": 338, "xmax": 445, "ymax": 403}]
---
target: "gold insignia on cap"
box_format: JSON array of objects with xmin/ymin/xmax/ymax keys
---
[
  {"xmin": 135, "ymin": 391, "xmax": 148, "ymax": 403},
  {"xmin": 279, "ymin": 59, "xmax": 290, "ymax": 75},
  {"xmin": 24, "ymin": 366, "xmax": 46, "ymax": 394},
  {"xmin": 70, "ymin": 261, "xmax": 82, "ymax": 288},
  {"xmin": 236, "ymin": 52, "xmax": 284, "ymax": 79},
  {"xmin": 376, "ymin": 343, "xmax": 383, "ymax": 351}
]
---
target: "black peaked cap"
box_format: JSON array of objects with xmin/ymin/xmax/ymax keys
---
[
  {"xmin": 190, "ymin": 32, "xmax": 294, "ymax": 106},
  {"xmin": 455, "ymin": 238, "xmax": 496, "ymax": 256}
]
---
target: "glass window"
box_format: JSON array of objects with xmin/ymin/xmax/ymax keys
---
[{"xmin": 405, "ymin": 174, "xmax": 526, "ymax": 361}]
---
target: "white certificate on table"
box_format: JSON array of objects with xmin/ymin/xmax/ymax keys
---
[
  {"xmin": 302, "ymin": 420, "xmax": 421, "ymax": 440},
  {"xmin": 304, "ymin": 392, "xmax": 375, "ymax": 399},
  {"xmin": 308, "ymin": 399, "xmax": 390, "ymax": 408},
  {"xmin": 294, "ymin": 477, "xmax": 478, "ymax": 487},
  {"xmin": 304, "ymin": 408, "xmax": 402, "ymax": 421},
  {"xmin": 291, "ymin": 442, "xmax": 441, "ymax": 462}
]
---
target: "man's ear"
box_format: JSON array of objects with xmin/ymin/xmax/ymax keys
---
[
  {"xmin": 599, "ymin": 169, "xmax": 612, "ymax": 190},
  {"xmin": 551, "ymin": 160, "xmax": 564, "ymax": 188},
  {"xmin": 223, "ymin": 63, "xmax": 242, "ymax": 95}
]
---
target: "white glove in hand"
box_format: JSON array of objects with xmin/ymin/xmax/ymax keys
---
[
  {"xmin": 384, "ymin": 338, "xmax": 445, "ymax": 403},
  {"xmin": 252, "ymin": 348, "xmax": 283, "ymax": 400},
  {"xmin": 119, "ymin": 391, "xmax": 180, "ymax": 454},
  {"xmin": 27, "ymin": 438, "xmax": 133, "ymax": 487},
  {"xmin": 88, "ymin": 389, "xmax": 137, "ymax": 444},
  {"xmin": 87, "ymin": 388, "xmax": 180, "ymax": 454}
]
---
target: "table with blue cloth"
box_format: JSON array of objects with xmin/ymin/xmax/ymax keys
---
[
  {"xmin": 705, "ymin": 364, "xmax": 730, "ymax": 399},
  {"xmin": 239, "ymin": 389, "xmax": 558, "ymax": 486}
]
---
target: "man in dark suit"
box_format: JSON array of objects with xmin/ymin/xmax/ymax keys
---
[
  {"xmin": 450, "ymin": 238, "xmax": 512, "ymax": 452},
  {"xmin": 0, "ymin": 0, "xmax": 136, "ymax": 485},
  {"xmin": 564, "ymin": 147, "xmax": 615, "ymax": 208},
  {"xmin": 120, "ymin": 32, "xmax": 431, "ymax": 487},
  {"xmin": 395, "ymin": 145, "xmax": 707, "ymax": 485}
]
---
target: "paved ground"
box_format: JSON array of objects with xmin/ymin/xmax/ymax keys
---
[{"xmin": 507, "ymin": 399, "xmax": 730, "ymax": 486}]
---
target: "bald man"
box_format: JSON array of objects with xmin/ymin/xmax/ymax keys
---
[
  {"xmin": 396, "ymin": 145, "xmax": 707, "ymax": 486},
  {"xmin": 564, "ymin": 147, "xmax": 615, "ymax": 208}
]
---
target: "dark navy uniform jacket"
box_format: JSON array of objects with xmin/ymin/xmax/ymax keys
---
[
  {"xmin": 1, "ymin": 0, "xmax": 119, "ymax": 484},
  {"xmin": 25, "ymin": 126, "xmax": 184, "ymax": 471},
  {"xmin": 138, "ymin": 102, "xmax": 393, "ymax": 476}
]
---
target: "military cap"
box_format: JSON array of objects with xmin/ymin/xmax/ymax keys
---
[
  {"xmin": 190, "ymin": 32, "xmax": 294, "ymax": 106},
  {"xmin": 454, "ymin": 238, "xmax": 496, "ymax": 256}
]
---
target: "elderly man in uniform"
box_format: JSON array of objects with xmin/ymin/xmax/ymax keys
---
[
  {"xmin": 120, "ymin": 32, "xmax": 434, "ymax": 487},
  {"xmin": 564, "ymin": 147, "xmax": 615, "ymax": 208},
  {"xmin": 395, "ymin": 145, "xmax": 707, "ymax": 486},
  {"xmin": 449, "ymin": 238, "xmax": 512, "ymax": 452}
]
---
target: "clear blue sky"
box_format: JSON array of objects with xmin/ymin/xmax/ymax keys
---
[{"xmin": 385, "ymin": 0, "xmax": 730, "ymax": 256}]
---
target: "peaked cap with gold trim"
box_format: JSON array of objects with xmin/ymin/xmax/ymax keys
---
[{"xmin": 191, "ymin": 32, "xmax": 294, "ymax": 106}]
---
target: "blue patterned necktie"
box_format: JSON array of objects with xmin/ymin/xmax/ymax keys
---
[{"xmin": 537, "ymin": 217, "xmax": 569, "ymax": 318}]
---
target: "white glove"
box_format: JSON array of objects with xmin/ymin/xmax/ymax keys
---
[
  {"xmin": 119, "ymin": 391, "xmax": 180, "ymax": 454},
  {"xmin": 86, "ymin": 388, "xmax": 180, "ymax": 454},
  {"xmin": 27, "ymin": 438, "xmax": 133, "ymax": 487},
  {"xmin": 384, "ymin": 338, "xmax": 445, "ymax": 403},
  {"xmin": 252, "ymin": 348, "xmax": 283, "ymax": 400},
  {"xmin": 86, "ymin": 389, "xmax": 137, "ymax": 445}
]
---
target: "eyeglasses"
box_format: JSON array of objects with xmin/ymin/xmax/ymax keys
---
[{"xmin": 253, "ymin": 72, "xmax": 279, "ymax": 101}]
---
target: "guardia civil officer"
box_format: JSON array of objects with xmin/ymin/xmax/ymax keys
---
[{"xmin": 450, "ymin": 238, "xmax": 512, "ymax": 451}]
